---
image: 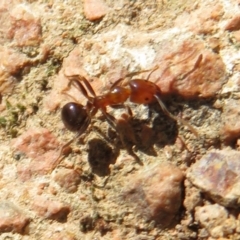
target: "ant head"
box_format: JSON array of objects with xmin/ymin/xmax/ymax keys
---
[{"xmin": 61, "ymin": 102, "xmax": 88, "ymax": 132}]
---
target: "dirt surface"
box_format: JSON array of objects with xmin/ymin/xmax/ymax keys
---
[{"xmin": 1, "ymin": 0, "xmax": 240, "ymax": 239}]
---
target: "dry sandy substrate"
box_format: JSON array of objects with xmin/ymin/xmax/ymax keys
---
[{"xmin": 1, "ymin": 0, "xmax": 240, "ymax": 239}]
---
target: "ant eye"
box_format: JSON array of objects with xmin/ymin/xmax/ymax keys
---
[{"xmin": 61, "ymin": 102, "xmax": 88, "ymax": 132}]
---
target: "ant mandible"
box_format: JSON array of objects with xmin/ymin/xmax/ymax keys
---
[{"xmin": 59, "ymin": 55, "xmax": 202, "ymax": 159}]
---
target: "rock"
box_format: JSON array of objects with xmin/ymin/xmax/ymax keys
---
[
  {"xmin": 152, "ymin": 40, "xmax": 227, "ymax": 98},
  {"xmin": 32, "ymin": 196, "xmax": 70, "ymax": 222},
  {"xmin": 0, "ymin": 46, "xmax": 29, "ymax": 94},
  {"xmin": 232, "ymin": 30, "xmax": 240, "ymax": 43},
  {"xmin": 214, "ymin": 218, "xmax": 236, "ymax": 238},
  {"xmin": 175, "ymin": 2, "xmax": 223, "ymax": 35},
  {"xmin": 225, "ymin": 14, "xmax": 240, "ymax": 31},
  {"xmin": 195, "ymin": 204, "xmax": 228, "ymax": 230},
  {"xmin": 183, "ymin": 179, "xmax": 202, "ymax": 212},
  {"xmin": 8, "ymin": 4, "xmax": 42, "ymax": 46},
  {"xmin": 46, "ymin": 232, "xmax": 77, "ymax": 240},
  {"xmin": 195, "ymin": 204, "xmax": 237, "ymax": 238},
  {"xmin": 0, "ymin": 201, "xmax": 29, "ymax": 233},
  {"xmin": 221, "ymin": 98, "xmax": 240, "ymax": 143},
  {"xmin": 53, "ymin": 169, "xmax": 81, "ymax": 193},
  {"xmin": 12, "ymin": 128, "xmax": 61, "ymax": 180},
  {"xmin": 187, "ymin": 149, "xmax": 240, "ymax": 207},
  {"xmin": 83, "ymin": 0, "xmax": 108, "ymax": 21},
  {"xmin": 121, "ymin": 163, "xmax": 184, "ymax": 226},
  {"xmin": 12, "ymin": 128, "xmax": 60, "ymax": 159}
]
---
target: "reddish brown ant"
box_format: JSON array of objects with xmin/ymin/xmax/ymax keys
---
[{"xmin": 58, "ymin": 55, "xmax": 201, "ymax": 160}]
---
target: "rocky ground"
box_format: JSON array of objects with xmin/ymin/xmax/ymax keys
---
[{"xmin": 0, "ymin": 0, "xmax": 240, "ymax": 239}]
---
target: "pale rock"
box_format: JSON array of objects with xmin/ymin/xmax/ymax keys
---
[
  {"xmin": 0, "ymin": 201, "xmax": 29, "ymax": 233},
  {"xmin": 121, "ymin": 163, "xmax": 184, "ymax": 226},
  {"xmin": 187, "ymin": 149, "xmax": 240, "ymax": 207}
]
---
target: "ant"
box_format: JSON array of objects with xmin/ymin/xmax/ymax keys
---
[{"xmin": 58, "ymin": 54, "xmax": 202, "ymax": 161}]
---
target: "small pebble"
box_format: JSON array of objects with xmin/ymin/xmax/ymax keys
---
[
  {"xmin": 225, "ymin": 14, "xmax": 240, "ymax": 31},
  {"xmin": 32, "ymin": 196, "xmax": 70, "ymax": 222},
  {"xmin": 53, "ymin": 169, "xmax": 81, "ymax": 193},
  {"xmin": 187, "ymin": 149, "xmax": 240, "ymax": 207},
  {"xmin": 0, "ymin": 46, "xmax": 29, "ymax": 94},
  {"xmin": 0, "ymin": 201, "xmax": 29, "ymax": 233},
  {"xmin": 195, "ymin": 204, "xmax": 228, "ymax": 230},
  {"xmin": 183, "ymin": 179, "xmax": 202, "ymax": 212},
  {"xmin": 9, "ymin": 4, "xmax": 42, "ymax": 46},
  {"xmin": 194, "ymin": 204, "xmax": 237, "ymax": 238},
  {"xmin": 121, "ymin": 163, "xmax": 184, "ymax": 227},
  {"xmin": 83, "ymin": 0, "xmax": 108, "ymax": 21},
  {"xmin": 221, "ymin": 98, "xmax": 240, "ymax": 143},
  {"xmin": 12, "ymin": 128, "xmax": 61, "ymax": 180},
  {"xmin": 152, "ymin": 40, "xmax": 227, "ymax": 98}
]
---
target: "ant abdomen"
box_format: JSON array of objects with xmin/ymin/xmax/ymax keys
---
[{"xmin": 61, "ymin": 102, "xmax": 88, "ymax": 132}]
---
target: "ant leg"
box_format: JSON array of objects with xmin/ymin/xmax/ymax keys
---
[
  {"xmin": 101, "ymin": 110, "xmax": 118, "ymax": 130},
  {"xmin": 154, "ymin": 93, "xmax": 198, "ymax": 137},
  {"xmin": 152, "ymin": 54, "xmax": 202, "ymax": 137},
  {"xmin": 66, "ymin": 75, "xmax": 96, "ymax": 99},
  {"xmin": 110, "ymin": 67, "xmax": 160, "ymax": 89},
  {"xmin": 101, "ymin": 109, "xmax": 133, "ymax": 143},
  {"xmin": 56, "ymin": 104, "xmax": 98, "ymax": 164},
  {"xmin": 101, "ymin": 109, "xmax": 141, "ymax": 164},
  {"xmin": 125, "ymin": 105, "xmax": 133, "ymax": 117},
  {"xmin": 101, "ymin": 110, "xmax": 130, "ymax": 151},
  {"xmin": 81, "ymin": 77, "xmax": 96, "ymax": 97},
  {"xmin": 67, "ymin": 77, "xmax": 91, "ymax": 100},
  {"xmin": 110, "ymin": 104, "xmax": 133, "ymax": 117},
  {"xmin": 61, "ymin": 91, "xmax": 79, "ymax": 103},
  {"xmin": 61, "ymin": 78, "xmax": 81, "ymax": 102},
  {"xmin": 55, "ymin": 117, "xmax": 92, "ymax": 168},
  {"xmin": 120, "ymin": 104, "xmax": 133, "ymax": 117}
]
